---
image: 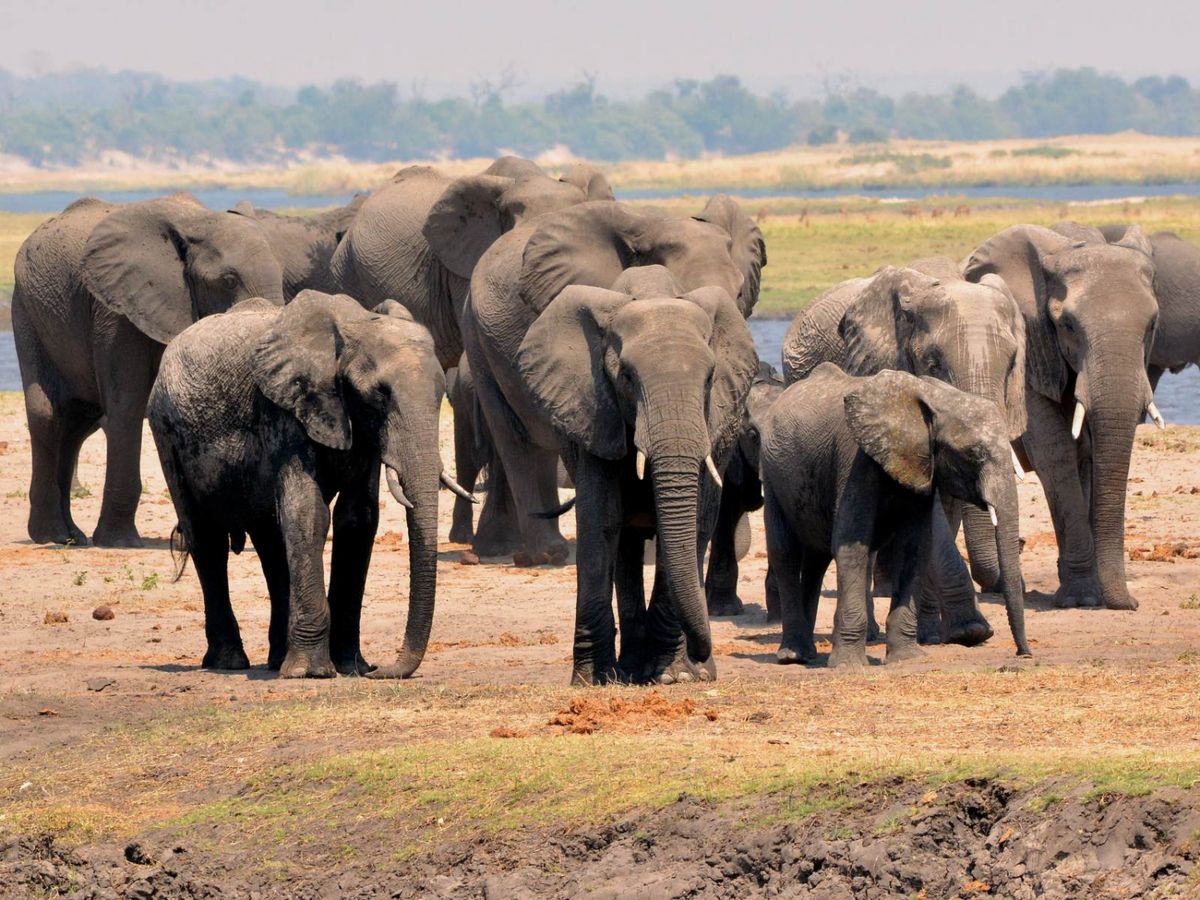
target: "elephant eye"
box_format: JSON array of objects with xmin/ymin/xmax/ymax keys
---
[{"xmin": 221, "ymin": 272, "xmax": 239, "ymax": 290}]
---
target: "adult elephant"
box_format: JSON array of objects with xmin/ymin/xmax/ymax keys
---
[
  {"xmin": 781, "ymin": 258, "xmax": 1026, "ymax": 598},
  {"xmin": 12, "ymin": 194, "xmax": 285, "ymax": 547},
  {"xmin": 1096, "ymin": 225, "xmax": 1200, "ymax": 397},
  {"xmin": 516, "ymin": 270, "xmax": 757, "ymax": 684},
  {"xmin": 963, "ymin": 224, "xmax": 1159, "ymax": 610},
  {"xmin": 462, "ymin": 199, "xmax": 763, "ymax": 566},
  {"xmin": 228, "ymin": 195, "xmax": 365, "ymax": 297}
]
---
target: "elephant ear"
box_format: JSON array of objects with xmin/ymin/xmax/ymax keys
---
[
  {"xmin": 844, "ymin": 369, "xmax": 934, "ymax": 494},
  {"xmin": 423, "ymin": 175, "xmax": 515, "ymax": 279},
  {"xmin": 1114, "ymin": 223, "xmax": 1154, "ymax": 257},
  {"xmin": 518, "ymin": 201, "xmax": 645, "ymax": 317},
  {"xmin": 251, "ymin": 290, "xmax": 356, "ymax": 450},
  {"xmin": 840, "ymin": 266, "xmax": 935, "ymax": 375},
  {"xmin": 516, "ymin": 286, "xmax": 634, "ymax": 459},
  {"xmin": 680, "ymin": 286, "xmax": 759, "ymax": 457},
  {"xmin": 1052, "ymin": 221, "xmax": 1105, "ymax": 244},
  {"xmin": 484, "ymin": 156, "xmax": 545, "ymax": 179},
  {"xmin": 694, "ymin": 195, "xmax": 767, "ymax": 315},
  {"xmin": 978, "ymin": 273, "xmax": 1028, "ymax": 440},
  {"xmin": 559, "ymin": 163, "xmax": 615, "ymax": 200},
  {"xmin": 963, "ymin": 224, "xmax": 1073, "ymax": 401},
  {"xmin": 80, "ymin": 196, "xmax": 209, "ymax": 344},
  {"xmin": 229, "ymin": 200, "xmax": 258, "ymax": 218}
]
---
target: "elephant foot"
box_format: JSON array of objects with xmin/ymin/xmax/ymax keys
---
[
  {"xmin": 884, "ymin": 640, "xmax": 926, "ymax": 665},
  {"xmin": 332, "ymin": 649, "xmax": 374, "ymax": 676},
  {"xmin": 827, "ymin": 641, "xmax": 869, "ymax": 670},
  {"xmin": 1054, "ymin": 574, "xmax": 1103, "ymax": 609},
  {"xmin": 570, "ymin": 658, "xmax": 620, "ymax": 686},
  {"xmin": 941, "ymin": 604, "xmax": 994, "ymax": 647},
  {"xmin": 706, "ymin": 591, "xmax": 744, "ymax": 618},
  {"xmin": 279, "ymin": 646, "xmax": 336, "ymax": 679},
  {"xmin": 866, "ymin": 616, "xmax": 885, "ymax": 645},
  {"xmin": 1103, "ymin": 587, "xmax": 1139, "ymax": 611},
  {"xmin": 472, "ymin": 521, "xmax": 520, "ymax": 558},
  {"xmin": 92, "ymin": 519, "xmax": 144, "ymax": 549},
  {"xmin": 776, "ymin": 639, "xmax": 819, "ymax": 665},
  {"xmin": 513, "ymin": 542, "xmax": 570, "ymax": 567},
  {"xmin": 202, "ymin": 642, "xmax": 251, "ymax": 671},
  {"xmin": 267, "ymin": 648, "xmax": 286, "ymax": 672},
  {"xmin": 917, "ymin": 612, "xmax": 942, "ymax": 645},
  {"xmin": 29, "ymin": 524, "xmax": 89, "ymax": 546}
]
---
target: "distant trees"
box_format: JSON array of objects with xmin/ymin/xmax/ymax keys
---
[{"xmin": 2, "ymin": 67, "xmax": 1199, "ymax": 166}]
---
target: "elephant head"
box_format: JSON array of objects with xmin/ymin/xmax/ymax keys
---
[
  {"xmin": 515, "ymin": 201, "xmax": 750, "ymax": 319},
  {"xmin": 516, "ymin": 272, "xmax": 757, "ymax": 666},
  {"xmin": 963, "ymin": 223, "xmax": 1158, "ymax": 609},
  {"xmin": 843, "ymin": 369, "xmax": 1030, "ymax": 656},
  {"xmin": 251, "ymin": 290, "xmax": 457, "ymax": 678},
  {"xmin": 81, "ymin": 195, "xmax": 285, "ymax": 344}
]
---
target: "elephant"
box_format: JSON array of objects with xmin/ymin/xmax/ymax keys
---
[
  {"xmin": 1096, "ymin": 225, "xmax": 1200, "ymax": 397},
  {"xmin": 446, "ymin": 352, "xmax": 491, "ymax": 545},
  {"xmin": 12, "ymin": 193, "xmax": 285, "ymax": 548},
  {"xmin": 704, "ymin": 362, "xmax": 784, "ymax": 619},
  {"xmin": 963, "ymin": 223, "xmax": 1159, "ymax": 610},
  {"xmin": 228, "ymin": 195, "xmax": 365, "ymax": 298},
  {"xmin": 462, "ymin": 197, "xmax": 766, "ymax": 565},
  {"xmin": 780, "ymin": 258, "xmax": 1026, "ymax": 635},
  {"xmin": 515, "ymin": 272, "xmax": 757, "ymax": 684},
  {"xmin": 759, "ymin": 364, "xmax": 1031, "ymax": 668},
  {"xmin": 148, "ymin": 291, "xmax": 468, "ymax": 678}
]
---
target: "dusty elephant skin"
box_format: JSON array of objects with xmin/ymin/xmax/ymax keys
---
[
  {"xmin": 11, "ymin": 194, "xmax": 286, "ymax": 549},
  {"xmin": 760, "ymin": 365, "xmax": 1029, "ymax": 668},
  {"xmin": 4, "ymin": 779, "xmax": 1195, "ymax": 898},
  {"xmin": 147, "ymin": 292, "xmax": 450, "ymax": 679}
]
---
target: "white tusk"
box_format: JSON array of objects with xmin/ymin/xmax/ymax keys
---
[
  {"xmin": 636, "ymin": 449, "xmax": 647, "ymax": 480},
  {"xmin": 440, "ymin": 471, "xmax": 479, "ymax": 503},
  {"xmin": 1010, "ymin": 447, "xmax": 1025, "ymax": 481},
  {"xmin": 385, "ymin": 467, "xmax": 414, "ymax": 509},
  {"xmin": 1071, "ymin": 401, "xmax": 1086, "ymax": 441},
  {"xmin": 987, "ymin": 503, "xmax": 998, "ymax": 528},
  {"xmin": 1147, "ymin": 401, "xmax": 1166, "ymax": 431},
  {"xmin": 704, "ymin": 455, "xmax": 724, "ymax": 490}
]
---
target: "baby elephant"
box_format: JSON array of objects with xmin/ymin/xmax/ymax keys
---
[
  {"xmin": 149, "ymin": 291, "xmax": 469, "ymax": 678},
  {"xmin": 760, "ymin": 364, "xmax": 1030, "ymax": 668}
]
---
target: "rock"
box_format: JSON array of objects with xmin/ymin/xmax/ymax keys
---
[
  {"xmin": 86, "ymin": 677, "xmax": 115, "ymax": 693},
  {"xmin": 43, "ymin": 611, "xmax": 69, "ymax": 625},
  {"xmin": 92, "ymin": 605, "xmax": 115, "ymax": 621},
  {"xmin": 124, "ymin": 843, "xmax": 155, "ymax": 865}
]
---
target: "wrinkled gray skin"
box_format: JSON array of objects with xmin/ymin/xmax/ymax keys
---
[
  {"xmin": 330, "ymin": 157, "xmax": 614, "ymax": 551},
  {"xmin": 463, "ymin": 198, "xmax": 766, "ymax": 566},
  {"xmin": 760, "ymin": 365, "xmax": 1030, "ymax": 668},
  {"xmin": 515, "ymin": 270, "xmax": 757, "ymax": 684},
  {"xmin": 446, "ymin": 352, "xmax": 491, "ymax": 544},
  {"xmin": 964, "ymin": 223, "xmax": 1159, "ymax": 610},
  {"xmin": 780, "ymin": 258, "xmax": 1025, "ymax": 642},
  {"xmin": 704, "ymin": 362, "xmax": 784, "ymax": 618},
  {"xmin": 229, "ymin": 195, "xmax": 365, "ymax": 298},
  {"xmin": 12, "ymin": 194, "xmax": 285, "ymax": 548},
  {"xmin": 1097, "ymin": 224, "xmax": 1200, "ymax": 395},
  {"xmin": 148, "ymin": 292, "xmax": 447, "ymax": 679}
]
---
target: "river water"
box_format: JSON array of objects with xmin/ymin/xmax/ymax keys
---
[{"xmin": 2, "ymin": 322, "xmax": 1197, "ymax": 423}]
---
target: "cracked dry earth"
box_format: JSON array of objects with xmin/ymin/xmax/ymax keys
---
[{"xmin": 1, "ymin": 391, "xmax": 1200, "ymax": 897}]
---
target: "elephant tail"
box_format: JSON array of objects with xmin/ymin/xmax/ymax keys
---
[
  {"xmin": 532, "ymin": 497, "xmax": 576, "ymax": 520},
  {"xmin": 170, "ymin": 524, "xmax": 190, "ymax": 583}
]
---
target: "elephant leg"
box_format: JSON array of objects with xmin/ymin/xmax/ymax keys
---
[
  {"xmin": 641, "ymin": 562, "xmax": 714, "ymax": 685},
  {"xmin": 764, "ymin": 562, "xmax": 781, "ymax": 623},
  {"xmin": 883, "ymin": 504, "xmax": 932, "ymax": 665},
  {"xmin": 614, "ymin": 528, "xmax": 648, "ymax": 679},
  {"xmin": 471, "ymin": 454, "xmax": 520, "ymax": 558},
  {"xmin": 327, "ymin": 479, "xmax": 379, "ymax": 676},
  {"xmin": 192, "ymin": 523, "xmax": 249, "ymax": 671},
  {"xmin": 829, "ymin": 539, "xmax": 872, "ymax": 669},
  {"xmin": 277, "ymin": 461, "xmax": 335, "ymax": 678},
  {"xmin": 704, "ymin": 482, "xmax": 745, "ymax": 617},
  {"xmin": 922, "ymin": 506, "xmax": 993, "ymax": 646},
  {"xmin": 570, "ymin": 453, "xmax": 621, "ymax": 685},
  {"xmin": 449, "ymin": 394, "xmax": 484, "ymax": 545},
  {"xmin": 766, "ymin": 493, "xmax": 817, "ymax": 664},
  {"xmin": 248, "ymin": 521, "xmax": 290, "ymax": 671},
  {"xmin": 55, "ymin": 406, "xmax": 100, "ymax": 543},
  {"xmin": 1023, "ymin": 393, "xmax": 1101, "ymax": 608}
]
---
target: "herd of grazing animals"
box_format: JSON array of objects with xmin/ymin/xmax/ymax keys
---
[{"xmin": 11, "ymin": 155, "xmax": 1200, "ymax": 684}]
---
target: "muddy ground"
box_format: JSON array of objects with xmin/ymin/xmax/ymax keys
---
[{"xmin": 1, "ymin": 390, "xmax": 1200, "ymax": 897}]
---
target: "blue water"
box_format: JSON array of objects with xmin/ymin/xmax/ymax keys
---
[
  {"xmin": 3, "ymin": 321, "xmax": 1197, "ymax": 424},
  {"xmin": 4, "ymin": 181, "xmax": 1200, "ymax": 214}
]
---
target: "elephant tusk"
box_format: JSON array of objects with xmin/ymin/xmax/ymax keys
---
[
  {"xmin": 1071, "ymin": 401, "xmax": 1086, "ymax": 441},
  {"xmin": 987, "ymin": 503, "xmax": 998, "ymax": 528},
  {"xmin": 1010, "ymin": 447, "xmax": 1026, "ymax": 481},
  {"xmin": 385, "ymin": 467, "xmax": 414, "ymax": 510},
  {"xmin": 1147, "ymin": 401, "xmax": 1166, "ymax": 431},
  {"xmin": 636, "ymin": 449, "xmax": 647, "ymax": 480},
  {"xmin": 440, "ymin": 471, "xmax": 479, "ymax": 503},
  {"xmin": 704, "ymin": 455, "xmax": 724, "ymax": 490}
]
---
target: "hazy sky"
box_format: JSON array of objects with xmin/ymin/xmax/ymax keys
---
[{"xmin": 4, "ymin": 0, "xmax": 1199, "ymax": 97}]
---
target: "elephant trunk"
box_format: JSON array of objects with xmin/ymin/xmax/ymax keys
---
[
  {"xmin": 959, "ymin": 371, "xmax": 1009, "ymax": 591},
  {"xmin": 985, "ymin": 466, "xmax": 1030, "ymax": 656}
]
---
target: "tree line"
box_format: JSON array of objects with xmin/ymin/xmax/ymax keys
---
[{"xmin": 2, "ymin": 67, "xmax": 1199, "ymax": 166}]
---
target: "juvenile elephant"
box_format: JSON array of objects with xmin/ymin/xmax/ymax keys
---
[
  {"xmin": 516, "ymin": 273, "xmax": 757, "ymax": 684},
  {"xmin": 463, "ymin": 198, "xmax": 765, "ymax": 566},
  {"xmin": 229, "ymin": 195, "xmax": 365, "ymax": 297},
  {"xmin": 149, "ymin": 291, "xmax": 468, "ymax": 678},
  {"xmin": 704, "ymin": 362, "xmax": 784, "ymax": 618},
  {"xmin": 963, "ymin": 224, "xmax": 1159, "ymax": 610},
  {"xmin": 781, "ymin": 259, "xmax": 1026, "ymax": 602},
  {"xmin": 760, "ymin": 365, "xmax": 1030, "ymax": 668},
  {"xmin": 12, "ymin": 194, "xmax": 285, "ymax": 547}
]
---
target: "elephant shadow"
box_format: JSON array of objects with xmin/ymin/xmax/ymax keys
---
[
  {"xmin": 1002, "ymin": 590, "xmax": 1061, "ymax": 612},
  {"xmin": 16, "ymin": 536, "xmax": 174, "ymax": 551},
  {"xmin": 142, "ymin": 663, "xmax": 280, "ymax": 680}
]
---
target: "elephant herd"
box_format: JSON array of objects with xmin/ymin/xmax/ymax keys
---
[{"xmin": 11, "ymin": 154, "xmax": 1200, "ymax": 684}]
